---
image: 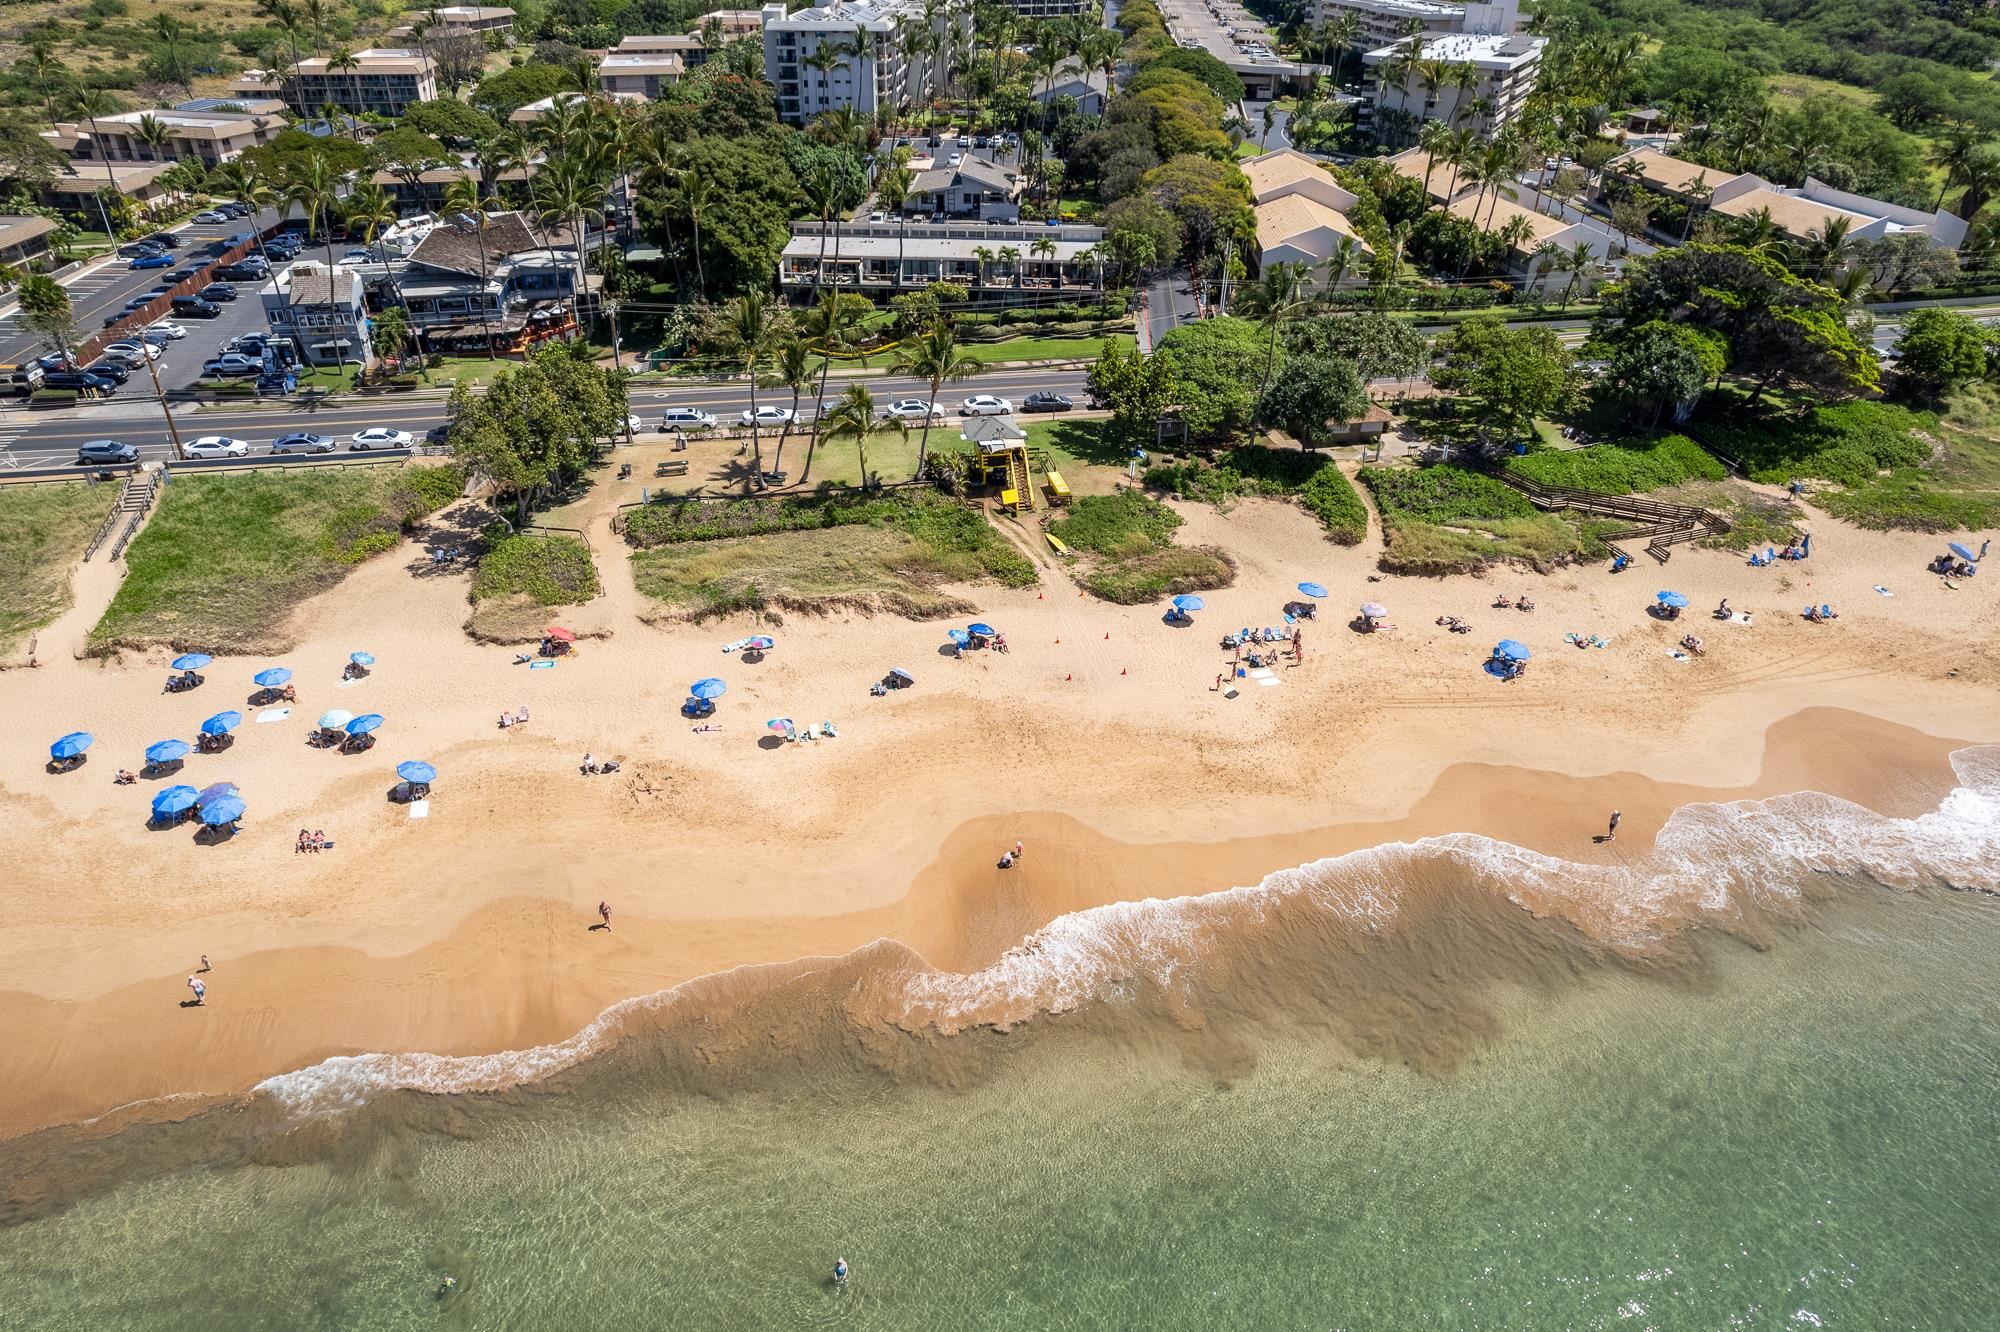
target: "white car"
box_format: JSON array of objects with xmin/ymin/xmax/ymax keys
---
[
  {"xmin": 882, "ymin": 398, "xmax": 944, "ymax": 421},
  {"xmin": 146, "ymin": 321, "xmax": 188, "ymax": 341},
  {"xmin": 350, "ymin": 426, "xmax": 413, "ymax": 450},
  {"xmin": 959, "ymin": 394, "xmax": 1013, "ymax": 417},
  {"xmin": 660, "ymin": 407, "xmax": 717, "ymax": 429},
  {"xmin": 625, "ymin": 413, "xmax": 644, "ymax": 436},
  {"xmin": 182, "ymin": 435, "xmax": 250, "ymax": 459},
  {"xmin": 947, "ymin": 152, "xmax": 964, "ymax": 167},
  {"xmin": 739, "ymin": 406, "xmax": 796, "ymax": 426},
  {"xmin": 102, "ymin": 341, "xmax": 161, "ymax": 363}
]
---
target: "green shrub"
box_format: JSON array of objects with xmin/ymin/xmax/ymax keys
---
[
  {"xmin": 1300, "ymin": 466, "xmax": 1368, "ymax": 545},
  {"xmin": 400, "ymin": 464, "xmax": 466, "ymax": 514},
  {"xmin": 473, "ymin": 534, "xmax": 600, "ymax": 605},
  {"xmin": 1692, "ymin": 401, "xmax": 1937, "ymax": 485},
  {"xmin": 1358, "ymin": 464, "xmax": 1536, "ymax": 523},
  {"xmin": 1048, "ymin": 489, "xmax": 1183, "ymax": 555},
  {"xmin": 1507, "ymin": 434, "xmax": 1725, "ymax": 493},
  {"xmin": 1814, "ymin": 469, "xmax": 1997, "ymax": 532}
]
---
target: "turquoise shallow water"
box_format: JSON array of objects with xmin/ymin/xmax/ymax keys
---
[{"xmin": 1, "ymin": 881, "xmax": 1996, "ymax": 1330}]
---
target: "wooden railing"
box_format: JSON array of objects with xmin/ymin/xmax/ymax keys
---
[{"xmin": 1493, "ymin": 470, "xmax": 1731, "ymax": 564}]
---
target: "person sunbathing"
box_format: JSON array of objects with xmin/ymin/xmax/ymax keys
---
[
  {"xmin": 1680, "ymin": 634, "xmax": 1705, "ymax": 657},
  {"xmin": 114, "ymin": 769, "xmax": 137, "ymax": 785},
  {"xmin": 1492, "ymin": 595, "xmax": 1514, "ymax": 608},
  {"xmin": 1715, "ymin": 599, "xmax": 1731, "ymax": 619},
  {"xmin": 279, "ymin": 683, "xmax": 297, "ymax": 703},
  {"xmin": 1516, "ymin": 596, "xmax": 1535, "ymax": 612}
]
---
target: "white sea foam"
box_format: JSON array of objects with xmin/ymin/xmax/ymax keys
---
[{"xmin": 253, "ymin": 749, "xmax": 2000, "ymax": 1118}]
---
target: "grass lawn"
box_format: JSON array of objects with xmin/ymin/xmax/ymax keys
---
[
  {"xmin": 1047, "ymin": 489, "xmax": 1235, "ymax": 603},
  {"xmin": 627, "ymin": 490, "xmax": 1035, "ymax": 619},
  {"xmin": 92, "ymin": 464, "xmax": 462, "ymax": 653},
  {"xmin": 1764, "ymin": 72, "xmax": 1877, "ymax": 111},
  {"xmin": 0, "ymin": 482, "xmax": 117, "ymax": 654}
]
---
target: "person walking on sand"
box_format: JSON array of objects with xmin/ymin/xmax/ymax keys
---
[
  {"xmin": 1607, "ymin": 810, "xmax": 1622, "ymax": 842},
  {"xmin": 598, "ymin": 900, "xmax": 611, "ymax": 931},
  {"xmin": 186, "ymin": 976, "xmax": 205, "ymax": 1005},
  {"xmin": 1013, "ymin": 840, "xmax": 1024, "ymax": 863},
  {"xmin": 198, "ymin": 954, "xmax": 210, "ymax": 973}
]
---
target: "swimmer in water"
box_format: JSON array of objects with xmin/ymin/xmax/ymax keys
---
[{"xmin": 834, "ymin": 1258, "xmax": 849, "ymax": 1285}]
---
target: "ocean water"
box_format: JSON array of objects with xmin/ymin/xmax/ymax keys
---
[{"xmin": 3, "ymin": 761, "xmax": 1998, "ymax": 1329}]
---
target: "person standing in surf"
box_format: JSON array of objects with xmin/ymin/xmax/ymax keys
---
[{"xmin": 1607, "ymin": 810, "xmax": 1622, "ymax": 842}]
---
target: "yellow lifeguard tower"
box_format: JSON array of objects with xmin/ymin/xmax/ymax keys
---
[{"xmin": 961, "ymin": 416, "xmax": 1036, "ymax": 512}]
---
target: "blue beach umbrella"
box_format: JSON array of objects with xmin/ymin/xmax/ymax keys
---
[
  {"xmin": 1172, "ymin": 594, "xmax": 1205, "ymax": 612},
  {"xmin": 200, "ymin": 711, "xmax": 242, "ymax": 735},
  {"xmin": 1296, "ymin": 581, "xmax": 1329, "ymax": 599},
  {"xmin": 145, "ymin": 739, "xmax": 190, "ymax": 766},
  {"xmin": 689, "ymin": 677, "xmax": 727, "ymax": 700},
  {"xmin": 49, "ymin": 731, "xmax": 94, "ymax": 760},
  {"xmin": 396, "ymin": 760, "xmax": 437, "ymax": 785},
  {"xmin": 1495, "ymin": 639, "xmax": 1532, "ymax": 662},
  {"xmin": 199, "ymin": 794, "xmax": 246, "ymax": 826},
  {"xmin": 151, "ymin": 785, "xmax": 200, "ymax": 818},
  {"xmin": 745, "ymin": 635, "xmax": 775, "ymax": 651},
  {"xmin": 318, "ymin": 708, "xmax": 353, "ymax": 730},
  {"xmin": 946, "ymin": 628, "xmax": 971, "ymax": 645},
  {"xmin": 1655, "ymin": 590, "xmax": 1688, "ymax": 609},
  {"xmin": 1949, "ymin": 542, "xmax": 1977, "ymax": 563},
  {"xmin": 196, "ymin": 782, "xmax": 238, "ymax": 805},
  {"xmin": 968, "ymin": 622, "xmax": 997, "ymax": 637},
  {"xmin": 252, "ymin": 667, "xmax": 292, "ymax": 688},
  {"xmin": 349, "ymin": 651, "xmax": 375, "ymax": 666},
  {"xmin": 171, "ymin": 653, "xmax": 212, "ymax": 671},
  {"xmin": 345, "ymin": 713, "xmax": 385, "ymax": 736}
]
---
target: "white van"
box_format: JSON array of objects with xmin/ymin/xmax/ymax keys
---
[{"xmin": 2, "ymin": 362, "xmax": 44, "ymax": 395}]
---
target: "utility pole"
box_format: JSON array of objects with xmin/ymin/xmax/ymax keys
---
[
  {"xmin": 605, "ymin": 297, "xmax": 633, "ymax": 447},
  {"xmin": 139, "ymin": 343, "xmax": 182, "ymax": 455}
]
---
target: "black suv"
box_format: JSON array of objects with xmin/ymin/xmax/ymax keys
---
[
  {"xmin": 171, "ymin": 296, "xmax": 222, "ymax": 318},
  {"xmin": 45, "ymin": 371, "xmax": 118, "ymax": 394},
  {"xmin": 144, "ymin": 232, "xmax": 182, "ymax": 249},
  {"xmin": 200, "ymin": 281, "xmax": 239, "ymax": 301}
]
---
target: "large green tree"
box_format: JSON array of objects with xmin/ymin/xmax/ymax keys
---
[
  {"xmin": 446, "ymin": 348, "xmax": 629, "ymax": 524},
  {"xmin": 1261, "ymin": 354, "xmax": 1370, "ymax": 447},
  {"xmin": 1601, "ymin": 244, "xmax": 1878, "ymax": 403},
  {"xmin": 1433, "ymin": 317, "xmax": 1575, "ymax": 432},
  {"xmin": 1893, "ymin": 307, "xmax": 1987, "ymax": 403},
  {"xmin": 636, "ymin": 135, "xmax": 800, "ymax": 299},
  {"xmin": 1087, "ymin": 339, "xmax": 1189, "ymax": 442},
  {"xmin": 1153, "ymin": 316, "xmax": 1268, "ymax": 443},
  {"xmin": 1284, "ymin": 311, "xmax": 1431, "ymax": 383}
]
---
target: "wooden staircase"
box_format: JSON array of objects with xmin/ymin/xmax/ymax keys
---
[
  {"xmin": 102, "ymin": 471, "xmax": 160, "ymax": 562},
  {"xmin": 1007, "ymin": 448, "xmax": 1035, "ymax": 512},
  {"xmin": 1492, "ymin": 471, "xmax": 1730, "ymax": 564}
]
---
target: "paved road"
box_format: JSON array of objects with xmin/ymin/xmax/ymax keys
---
[{"xmin": 0, "ymin": 365, "xmax": 1096, "ymax": 468}]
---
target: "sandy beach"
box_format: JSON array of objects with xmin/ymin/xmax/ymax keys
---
[{"xmin": 2, "ymin": 477, "xmax": 1995, "ymax": 1140}]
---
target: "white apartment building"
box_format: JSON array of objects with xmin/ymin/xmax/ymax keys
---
[
  {"xmin": 277, "ymin": 49, "xmax": 438, "ymax": 117},
  {"xmin": 1362, "ymin": 27, "xmax": 1544, "ymax": 138},
  {"xmin": 598, "ymin": 51, "xmax": 686, "ymax": 98},
  {"xmin": 1308, "ymin": 0, "xmax": 1523, "ymax": 52},
  {"xmin": 761, "ymin": 0, "xmax": 961, "ymax": 126},
  {"xmin": 43, "ymin": 106, "xmax": 288, "ymax": 168}
]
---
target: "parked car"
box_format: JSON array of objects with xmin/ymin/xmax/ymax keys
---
[
  {"xmin": 43, "ymin": 371, "xmax": 118, "ymax": 394},
  {"xmin": 659, "ymin": 407, "xmax": 717, "ymax": 429},
  {"xmin": 270, "ymin": 431, "xmax": 337, "ymax": 455},
  {"xmin": 343, "ymin": 248, "xmax": 376, "ymax": 263},
  {"xmin": 182, "ymin": 435, "xmax": 251, "ymax": 459},
  {"xmin": 200, "ymin": 282, "xmax": 239, "ymax": 301},
  {"xmin": 117, "ymin": 242, "xmax": 165, "ymax": 259},
  {"xmin": 84, "ymin": 359, "xmax": 132, "ymax": 383},
  {"xmin": 76, "ymin": 439, "xmax": 138, "ymax": 465},
  {"xmin": 147, "ymin": 320, "xmax": 188, "ymax": 340},
  {"xmin": 226, "ymin": 334, "xmax": 271, "ymax": 354},
  {"xmin": 224, "ymin": 231, "xmax": 256, "ymax": 247},
  {"xmin": 193, "ymin": 210, "xmax": 230, "ymax": 224},
  {"xmin": 739, "ymin": 406, "xmax": 796, "ymax": 427},
  {"xmin": 165, "ymin": 266, "xmax": 205, "ymax": 283},
  {"xmin": 424, "ymin": 424, "xmax": 452, "ymax": 445},
  {"xmin": 144, "ymin": 232, "xmax": 182, "ymax": 249},
  {"xmin": 172, "ymin": 296, "xmax": 222, "ymax": 319},
  {"xmin": 959, "ymin": 394, "xmax": 1013, "ymax": 416},
  {"xmin": 140, "ymin": 327, "xmax": 175, "ymax": 348},
  {"xmin": 102, "ymin": 312, "xmax": 130, "ymax": 329},
  {"xmin": 1022, "ymin": 391, "xmax": 1073, "ymax": 413},
  {"xmin": 210, "ymin": 264, "xmax": 260, "ymax": 283},
  {"xmin": 947, "ymin": 152, "xmax": 964, "ymax": 167},
  {"xmin": 201, "ymin": 354, "xmax": 264, "ymax": 378},
  {"xmin": 624, "ymin": 413, "xmax": 644, "ymax": 436},
  {"xmin": 102, "ymin": 341, "xmax": 161, "ymax": 364},
  {"xmin": 882, "ymin": 398, "xmax": 944, "ymax": 421},
  {"xmin": 128, "ymin": 252, "xmax": 175, "ymax": 270},
  {"xmin": 217, "ymin": 202, "xmax": 252, "ymax": 218},
  {"xmin": 350, "ymin": 426, "xmax": 413, "ymax": 450}
]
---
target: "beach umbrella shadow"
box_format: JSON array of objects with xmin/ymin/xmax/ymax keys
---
[
  {"xmin": 141, "ymin": 758, "xmax": 186, "ymax": 779},
  {"xmin": 193, "ymin": 822, "xmax": 240, "ymax": 846},
  {"xmin": 757, "ymin": 735, "xmax": 788, "ymax": 751}
]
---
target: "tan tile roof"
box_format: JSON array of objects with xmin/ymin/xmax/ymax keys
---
[
  {"xmin": 1255, "ymin": 194, "xmax": 1367, "ymax": 253},
  {"xmin": 1444, "ymin": 193, "xmax": 1570, "ymax": 251},
  {"xmin": 1611, "ymin": 148, "xmax": 1738, "ymax": 197},
  {"xmin": 1242, "ymin": 148, "xmax": 1334, "ymax": 202},
  {"xmin": 0, "ymin": 215, "xmax": 57, "ymax": 251},
  {"xmin": 1384, "ymin": 147, "xmax": 1456, "ymax": 202},
  {"xmin": 1707, "ymin": 186, "xmax": 1873, "ymax": 240}
]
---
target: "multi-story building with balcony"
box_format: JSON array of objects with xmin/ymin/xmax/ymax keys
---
[
  {"xmin": 779, "ymin": 220, "xmax": 1106, "ymax": 302},
  {"xmin": 1361, "ymin": 27, "xmax": 1544, "ymax": 138},
  {"xmin": 42, "ymin": 107, "xmax": 288, "ymax": 168},
  {"xmin": 761, "ymin": 0, "xmax": 961, "ymax": 126},
  {"xmin": 276, "ymin": 49, "xmax": 438, "ymax": 117},
  {"xmin": 597, "ymin": 51, "xmax": 686, "ymax": 99}
]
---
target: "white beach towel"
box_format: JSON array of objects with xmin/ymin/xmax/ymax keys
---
[
  {"xmin": 1728, "ymin": 612, "xmax": 1753, "ymax": 624},
  {"xmin": 408, "ymin": 800, "xmax": 430, "ymax": 819},
  {"xmin": 1666, "ymin": 650, "xmax": 1690, "ymax": 663},
  {"xmin": 335, "ymin": 676, "xmax": 369, "ymax": 689},
  {"xmin": 1873, "ymin": 585, "xmax": 1893, "ymax": 597},
  {"xmin": 255, "ymin": 708, "xmax": 291, "ymax": 724}
]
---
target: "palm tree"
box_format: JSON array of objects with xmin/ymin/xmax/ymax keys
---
[
  {"xmin": 996, "ymin": 244, "xmax": 1020, "ymax": 288},
  {"xmin": 726, "ymin": 289, "xmax": 778, "ymax": 487},
  {"xmin": 889, "ymin": 319, "xmax": 978, "ymax": 477},
  {"xmin": 1234, "ymin": 261, "xmax": 1305, "ymax": 431},
  {"xmin": 1927, "ymin": 126, "xmax": 1983, "ymax": 210},
  {"xmin": 1318, "ymin": 12, "xmax": 1361, "ymax": 83},
  {"xmin": 348, "ymin": 180, "xmax": 425, "ymax": 374},
  {"xmin": 26, "ymin": 43, "xmax": 70, "ymax": 135},
  {"xmin": 972, "ymin": 243, "xmax": 994, "ymax": 289},
  {"xmin": 282, "ymin": 151, "xmax": 346, "ymax": 364},
  {"xmin": 1260, "ymin": 101, "xmax": 1278, "ymax": 149},
  {"xmin": 821, "ymin": 382, "xmax": 900, "ymax": 491},
  {"xmin": 1442, "ymin": 127, "xmax": 1477, "ymax": 200},
  {"xmin": 673, "ymin": 165, "xmax": 713, "ymax": 297},
  {"xmin": 1029, "ymin": 233, "xmax": 1057, "ymax": 302},
  {"xmin": 761, "ymin": 335, "xmax": 815, "ymax": 480},
  {"xmin": 531, "ymin": 159, "xmax": 604, "ymax": 329},
  {"xmin": 210, "ymin": 159, "xmax": 288, "ymax": 343},
  {"xmin": 303, "ymin": 0, "xmax": 329, "ymax": 52},
  {"xmin": 327, "ymin": 47, "xmax": 361, "ymax": 123},
  {"xmin": 1557, "ymin": 241, "xmax": 1596, "ymax": 310},
  {"xmin": 131, "ymin": 114, "xmax": 173, "ymax": 163},
  {"xmin": 1955, "ymin": 151, "xmax": 2000, "ymax": 220},
  {"xmin": 879, "ymin": 159, "xmax": 915, "ymax": 283},
  {"xmin": 1417, "ymin": 120, "xmax": 1452, "ymax": 199},
  {"xmin": 1318, "ymin": 235, "xmax": 1359, "ymax": 296},
  {"xmin": 442, "ymin": 176, "xmax": 500, "ymax": 359},
  {"xmin": 1679, "ymin": 172, "xmax": 1714, "ymax": 241},
  {"xmin": 151, "ymin": 15, "xmax": 193, "ymax": 97},
  {"xmin": 1802, "ymin": 216, "xmax": 1853, "ymax": 281},
  {"xmin": 258, "ymin": 0, "xmax": 304, "ymax": 73},
  {"xmin": 797, "ymin": 286, "xmax": 849, "ymax": 485},
  {"xmin": 70, "ymin": 88, "xmax": 125, "ymax": 240}
]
